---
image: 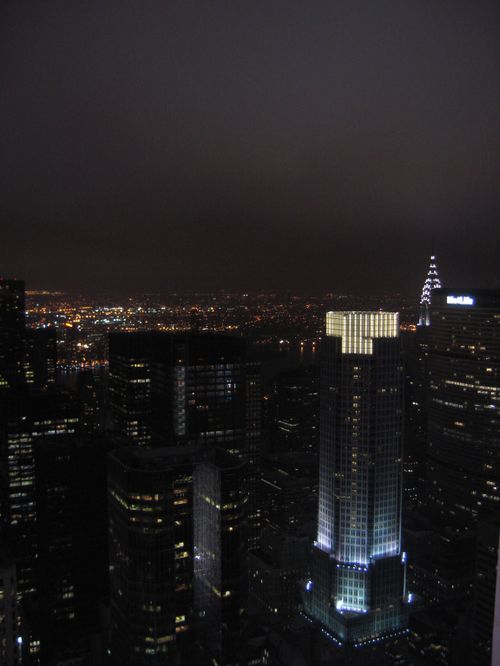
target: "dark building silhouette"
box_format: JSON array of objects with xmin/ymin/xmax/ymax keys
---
[
  {"xmin": 260, "ymin": 452, "xmax": 318, "ymax": 538},
  {"xmin": 406, "ymin": 289, "xmax": 500, "ymax": 640},
  {"xmin": 76, "ymin": 368, "xmax": 106, "ymax": 435},
  {"xmin": 0, "ymin": 547, "xmax": 20, "ymax": 665},
  {"xmin": 16, "ymin": 431, "xmax": 125, "ymax": 665},
  {"xmin": 24, "ymin": 329, "xmax": 57, "ymax": 390},
  {"xmin": 108, "ymin": 446, "xmax": 197, "ymax": 664},
  {"xmin": 193, "ymin": 449, "xmax": 248, "ymax": 665},
  {"xmin": 266, "ymin": 365, "xmax": 319, "ymax": 455},
  {"xmin": 305, "ymin": 312, "xmax": 408, "ymax": 645},
  {"xmin": 0, "ymin": 279, "xmax": 25, "ymax": 391},
  {"xmin": 249, "ymin": 527, "xmax": 310, "ymax": 631},
  {"xmin": 0, "ymin": 388, "xmax": 79, "ymax": 599},
  {"xmin": 108, "ymin": 445, "xmax": 248, "ymax": 665},
  {"xmin": 109, "ymin": 332, "xmax": 152, "ymax": 446},
  {"xmin": 472, "ymin": 515, "xmax": 500, "ymax": 666}
]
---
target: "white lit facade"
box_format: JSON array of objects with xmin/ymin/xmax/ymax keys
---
[{"xmin": 305, "ymin": 311, "xmax": 408, "ymax": 644}]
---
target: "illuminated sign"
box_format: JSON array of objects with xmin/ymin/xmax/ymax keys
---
[{"xmin": 447, "ymin": 295, "xmax": 474, "ymax": 306}]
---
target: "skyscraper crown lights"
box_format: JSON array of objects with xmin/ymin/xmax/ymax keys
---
[{"xmin": 326, "ymin": 311, "xmax": 399, "ymax": 355}]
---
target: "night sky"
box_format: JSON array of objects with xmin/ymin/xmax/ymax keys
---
[{"xmin": 1, "ymin": 1, "xmax": 499, "ymax": 296}]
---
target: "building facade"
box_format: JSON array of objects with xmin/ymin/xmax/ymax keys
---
[
  {"xmin": 0, "ymin": 388, "xmax": 79, "ymax": 598},
  {"xmin": 109, "ymin": 332, "xmax": 262, "ymax": 548},
  {"xmin": 425, "ymin": 289, "xmax": 500, "ymax": 525},
  {"xmin": 305, "ymin": 311, "xmax": 408, "ymax": 645},
  {"xmin": 0, "ymin": 279, "xmax": 25, "ymax": 391},
  {"xmin": 109, "ymin": 332, "xmax": 153, "ymax": 446},
  {"xmin": 193, "ymin": 449, "xmax": 248, "ymax": 665},
  {"xmin": 108, "ymin": 445, "xmax": 248, "ymax": 665}
]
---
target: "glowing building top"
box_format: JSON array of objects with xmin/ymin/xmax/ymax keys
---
[
  {"xmin": 419, "ymin": 255, "xmax": 442, "ymax": 326},
  {"xmin": 326, "ymin": 311, "xmax": 399, "ymax": 355}
]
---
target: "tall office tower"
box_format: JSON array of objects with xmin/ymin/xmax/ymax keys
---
[
  {"xmin": 0, "ymin": 388, "xmax": 79, "ymax": 597},
  {"xmin": 151, "ymin": 332, "xmax": 261, "ymax": 547},
  {"xmin": 24, "ymin": 328, "xmax": 57, "ymax": 389},
  {"xmin": 418, "ymin": 254, "xmax": 442, "ymax": 326},
  {"xmin": 249, "ymin": 527, "xmax": 310, "ymax": 630},
  {"xmin": 472, "ymin": 515, "xmax": 500, "ymax": 666},
  {"xmin": 34, "ymin": 434, "xmax": 104, "ymax": 664},
  {"xmin": 109, "ymin": 331, "xmax": 262, "ymax": 547},
  {"xmin": 109, "ymin": 332, "xmax": 152, "ymax": 446},
  {"xmin": 193, "ymin": 449, "xmax": 248, "ymax": 665},
  {"xmin": 77, "ymin": 368, "xmax": 105, "ymax": 435},
  {"xmin": 33, "ymin": 434, "xmax": 83, "ymax": 664},
  {"xmin": 108, "ymin": 445, "xmax": 200, "ymax": 664},
  {"xmin": 426, "ymin": 289, "xmax": 500, "ymax": 524},
  {"xmin": 0, "ymin": 547, "xmax": 21, "ymax": 665},
  {"xmin": 26, "ymin": 432, "xmax": 128, "ymax": 664},
  {"xmin": 108, "ymin": 445, "xmax": 248, "ymax": 665},
  {"xmin": 0, "ymin": 279, "xmax": 25, "ymax": 390},
  {"xmin": 305, "ymin": 312, "xmax": 407, "ymax": 646},
  {"xmin": 492, "ymin": 541, "xmax": 500, "ymax": 666},
  {"xmin": 400, "ymin": 331, "xmax": 421, "ymax": 509}
]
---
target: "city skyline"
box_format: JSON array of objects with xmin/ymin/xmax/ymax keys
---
[
  {"xmin": 1, "ymin": 0, "xmax": 499, "ymax": 661},
  {"xmin": 1, "ymin": 272, "xmax": 500, "ymax": 662}
]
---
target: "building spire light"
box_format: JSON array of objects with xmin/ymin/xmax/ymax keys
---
[{"xmin": 419, "ymin": 254, "xmax": 442, "ymax": 326}]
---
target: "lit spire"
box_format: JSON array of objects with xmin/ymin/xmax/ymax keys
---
[{"xmin": 419, "ymin": 254, "xmax": 442, "ymax": 326}]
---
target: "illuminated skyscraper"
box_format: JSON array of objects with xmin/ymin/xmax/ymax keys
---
[
  {"xmin": 418, "ymin": 254, "xmax": 442, "ymax": 327},
  {"xmin": 305, "ymin": 312, "xmax": 408, "ymax": 645},
  {"xmin": 426, "ymin": 289, "xmax": 500, "ymax": 523}
]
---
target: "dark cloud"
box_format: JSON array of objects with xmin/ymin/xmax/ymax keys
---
[{"xmin": 1, "ymin": 0, "xmax": 499, "ymax": 295}]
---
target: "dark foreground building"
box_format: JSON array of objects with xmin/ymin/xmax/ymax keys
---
[
  {"xmin": 472, "ymin": 515, "xmax": 500, "ymax": 666},
  {"xmin": 0, "ymin": 279, "xmax": 25, "ymax": 391},
  {"xmin": 0, "ymin": 388, "xmax": 79, "ymax": 599},
  {"xmin": 109, "ymin": 332, "xmax": 262, "ymax": 547},
  {"xmin": 305, "ymin": 311, "xmax": 408, "ymax": 646},
  {"xmin": 193, "ymin": 449, "xmax": 248, "ymax": 665},
  {"xmin": 108, "ymin": 445, "xmax": 248, "ymax": 665}
]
